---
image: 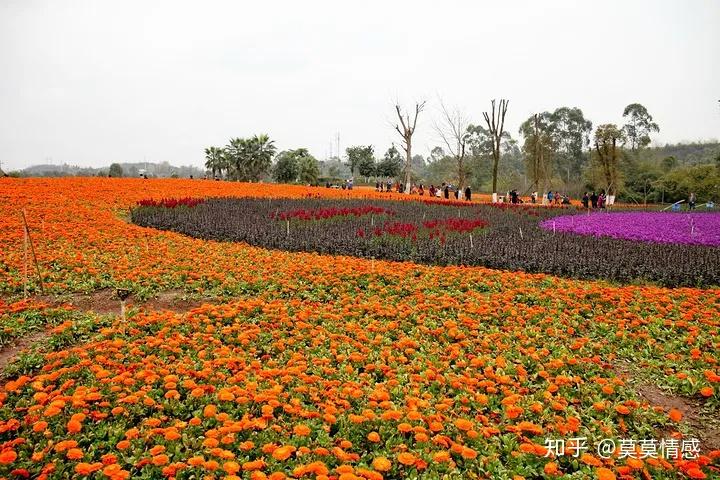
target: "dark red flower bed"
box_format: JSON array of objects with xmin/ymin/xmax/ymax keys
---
[
  {"xmin": 136, "ymin": 197, "xmax": 205, "ymax": 208},
  {"xmin": 423, "ymin": 218, "xmax": 488, "ymax": 233},
  {"xmin": 131, "ymin": 198, "xmax": 720, "ymax": 287},
  {"xmin": 270, "ymin": 205, "xmax": 394, "ymax": 221}
]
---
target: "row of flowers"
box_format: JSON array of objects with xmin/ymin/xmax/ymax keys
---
[
  {"xmin": 130, "ymin": 197, "xmax": 720, "ymax": 287},
  {"xmin": 0, "ymin": 178, "xmax": 717, "ymax": 479}
]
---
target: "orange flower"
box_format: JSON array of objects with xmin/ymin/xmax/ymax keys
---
[
  {"xmin": 460, "ymin": 447, "xmax": 477, "ymax": 459},
  {"xmin": 0, "ymin": 449, "xmax": 17, "ymax": 464},
  {"xmin": 242, "ymin": 459, "xmax": 265, "ymax": 471},
  {"xmin": 432, "ymin": 451, "xmax": 451, "ymax": 463},
  {"xmin": 700, "ymin": 386, "xmax": 714, "ymax": 397},
  {"xmin": 372, "ymin": 457, "xmax": 391, "ymax": 472},
  {"xmin": 596, "ymin": 467, "xmax": 616, "ymax": 480},
  {"xmin": 66, "ymin": 448, "xmax": 84, "ymax": 460},
  {"xmin": 293, "ymin": 424, "xmax": 311, "ymax": 436},
  {"xmin": 669, "ymin": 408, "xmax": 683, "ymax": 422},
  {"xmin": 75, "ymin": 463, "xmax": 103, "ymax": 475},
  {"xmin": 614, "ymin": 405, "xmax": 631, "ymax": 415},
  {"xmin": 397, "ymin": 452, "xmax": 417, "ymax": 466},
  {"xmin": 454, "ymin": 418, "xmax": 473, "ymax": 431},
  {"xmin": 67, "ymin": 419, "xmax": 82, "ymax": 433},
  {"xmin": 272, "ymin": 446, "xmax": 294, "ymax": 461},
  {"xmin": 224, "ymin": 461, "xmax": 241, "ymax": 474},
  {"xmin": 543, "ymin": 462, "xmax": 559, "ymax": 475}
]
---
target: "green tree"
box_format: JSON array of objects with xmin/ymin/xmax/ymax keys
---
[
  {"xmin": 273, "ymin": 148, "xmax": 318, "ymax": 184},
  {"xmin": 346, "ymin": 145, "xmax": 374, "ymax": 178},
  {"xmin": 295, "ymin": 150, "xmax": 320, "ymax": 185},
  {"xmin": 519, "ymin": 113, "xmax": 555, "ymax": 194},
  {"xmin": 550, "ymin": 107, "xmax": 592, "ymax": 184},
  {"xmin": 622, "ymin": 159, "xmax": 662, "ymax": 204},
  {"xmin": 622, "ymin": 103, "xmax": 659, "ymax": 151},
  {"xmin": 225, "ymin": 134, "xmax": 276, "ymax": 181},
  {"xmin": 661, "ymin": 156, "xmax": 678, "ymax": 172},
  {"xmin": 376, "ymin": 145, "xmax": 403, "ymax": 178},
  {"xmin": 109, "ymin": 163, "xmax": 123, "ymax": 178},
  {"xmin": 656, "ymin": 164, "xmax": 720, "ymax": 203},
  {"xmin": 593, "ymin": 124, "xmax": 625, "ymax": 197},
  {"xmin": 273, "ymin": 151, "xmax": 300, "ymax": 183},
  {"xmin": 358, "ymin": 152, "xmax": 377, "ymax": 180},
  {"xmin": 204, "ymin": 146, "xmax": 226, "ymax": 178}
]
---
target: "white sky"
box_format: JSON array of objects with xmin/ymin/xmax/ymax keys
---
[{"xmin": 1, "ymin": 0, "xmax": 719, "ymax": 170}]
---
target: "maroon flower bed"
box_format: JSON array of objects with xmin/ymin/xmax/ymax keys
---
[
  {"xmin": 271, "ymin": 205, "xmax": 394, "ymax": 221},
  {"xmin": 136, "ymin": 197, "xmax": 205, "ymax": 208},
  {"xmin": 423, "ymin": 218, "xmax": 488, "ymax": 233},
  {"xmin": 131, "ymin": 198, "xmax": 720, "ymax": 287}
]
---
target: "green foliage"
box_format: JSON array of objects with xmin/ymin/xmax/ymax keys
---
[
  {"xmin": 655, "ymin": 164, "xmax": 720, "ymax": 203},
  {"xmin": 204, "ymin": 146, "xmax": 227, "ymax": 178},
  {"xmin": 550, "ymin": 107, "xmax": 592, "ymax": 183},
  {"xmin": 519, "ymin": 113, "xmax": 555, "ymax": 192},
  {"xmin": 108, "ymin": 163, "xmax": 123, "ymax": 178},
  {"xmin": 661, "ymin": 156, "xmax": 678, "ymax": 172},
  {"xmin": 345, "ymin": 145, "xmax": 374, "ymax": 177},
  {"xmin": 593, "ymin": 124, "xmax": 625, "ymax": 195},
  {"xmin": 273, "ymin": 148, "xmax": 319, "ymax": 185},
  {"xmin": 376, "ymin": 145, "xmax": 403, "ymax": 178},
  {"xmin": 622, "ymin": 103, "xmax": 659, "ymax": 151},
  {"xmin": 296, "ymin": 151, "xmax": 320, "ymax": 185},
  {"xmin": 273, "ymin": 151, "xmax": 300, "ymax": 183},
  {"xmin": 357, "ymin": 154, "xmax": 376, "ymax": 179},
  {"xmin": 225, "ymin": 134, "xmax": 276, "ymax": 182},
  {"xmin": 621, "ymin": 159, "xmax": 662, "ymax": 203}
]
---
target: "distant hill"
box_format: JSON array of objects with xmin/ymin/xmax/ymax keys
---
[
  {"xmin": 16, "ymin": 161, "xmax": 205, "ymax": 178},
  {"xmin": 646, "ymin": 141, "xmax": 720, "ymax": 165}
]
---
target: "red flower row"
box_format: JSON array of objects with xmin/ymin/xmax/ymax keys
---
[
  {"xmin": 271, "ymin": 205, "xmax": 394, "ymax": 221},
  {"xmin": 357, "ymin": 218, "xmax": 487, "ymax": 240},
  {"xmin": 136, "ymin": 198, "xmax": 205, "ymax": 208}
]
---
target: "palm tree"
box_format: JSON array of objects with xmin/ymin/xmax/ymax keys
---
[
  {"xmin": 204, "ymin": 147, "xmax": 225, "ymax": 179},
  {"xmin": 223, "ymin": 135, "xmax": 276, "ymax": 181},
  {"xmin": 225, "ymin": 138, "xmax": 247, "ymax": 180},
  {"xmin": 245, "ymin": 134, "xmax": 276, "ymax": 182}
]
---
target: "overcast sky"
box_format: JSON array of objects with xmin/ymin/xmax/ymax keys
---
[{"xmin": 1, "ymin": 0, "xmax": 719, "ymax": 171}]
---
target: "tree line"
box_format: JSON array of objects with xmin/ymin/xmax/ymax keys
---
[{"xmin": 204, "ymin": 101, "xmax": 719, "ymax": 203}]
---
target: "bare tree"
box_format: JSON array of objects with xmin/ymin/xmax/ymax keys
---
[
  {"xmin": 394, "ymin": 101, "xmax": 426, "ymax": 193},
  {"xmin": 483, "ymin": 99, "xmax": 509, "ymax": 200},
  {"xmin": 434, "ymin": 100, "xmax": 470, "ymax": 196}
]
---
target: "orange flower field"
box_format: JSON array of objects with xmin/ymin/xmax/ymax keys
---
[{"xmin": 0, "ymin": 178, "xmax": 718, "ymax": 480}]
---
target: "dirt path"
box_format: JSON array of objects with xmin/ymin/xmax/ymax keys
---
[
  {"xmin": 614, "ymin": 361, "xmax": 720, "ymax": 453},
  {"xmin": 0, "ymin": 330, "xmax": 50, "ymax": 373},
  {"xmin": 0, "ymin": 289, "xmax": 216, "ymax": 373}
]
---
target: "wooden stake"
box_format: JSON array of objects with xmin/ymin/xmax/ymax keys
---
[
  {"xmin": 21, "ymin": 209, "xmax": 45, "ymax": 294},
  {"xmin": 286, "ymin": 220, "xmax": 290, "ymax": 236},
  {"xmin": 469, "ymin": 233, "xmax": 474, "ymax": 249},
  {"xmin": 23, "ymin": 223, "xmax": 28, "ymax": 299}
]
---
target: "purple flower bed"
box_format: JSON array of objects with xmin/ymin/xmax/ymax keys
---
[{"xmin": 541, "ymin": 212, "xmax": 720, "ymax": 246}]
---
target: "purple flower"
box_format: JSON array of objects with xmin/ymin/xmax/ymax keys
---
[{"xmin": 541, "ymin": 212, "xmax": 720, "ymax": 246}]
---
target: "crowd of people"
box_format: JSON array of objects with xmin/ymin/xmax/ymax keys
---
[
  {"xmin": 580, "ymin": 191, "xmax": 609, "ymax": 209},
  {"xmin": 372, "ymin": 180, "xmax": 473, "ymax": 201}
]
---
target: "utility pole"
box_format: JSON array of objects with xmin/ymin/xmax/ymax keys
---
[{"xmin": 336, "ymin": 133, "xmax": 340, "ymax": 165}]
